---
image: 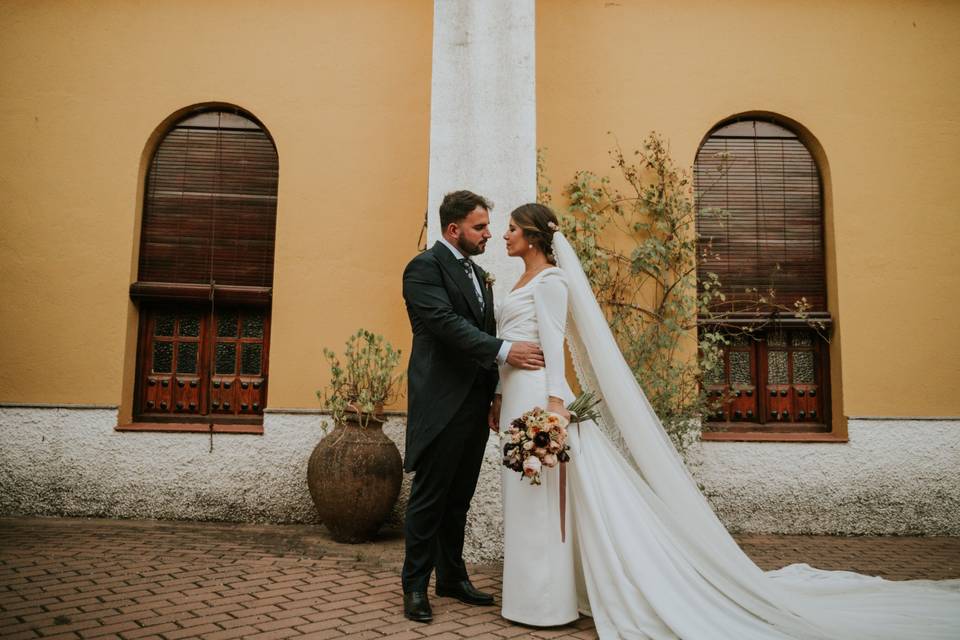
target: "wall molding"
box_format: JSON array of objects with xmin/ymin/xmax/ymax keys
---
[{"xmin": 0, "ymin": 402, "xmax": 119, "ymax": 410}]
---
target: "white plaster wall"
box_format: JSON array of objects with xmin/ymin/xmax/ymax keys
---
[
  {"xmin": 3, "ymin": 407, "xmax": 957, "ymax": 563},
  {"xmin": 0, "ymin": 406, "xmax": 504, "ymax": 561},
  {"xmin": 689, "ymin": 419, "xmax": 960, "ymax": 536},
  {"xmin": 427, "ymin": 0, "xmax": 537, "ymax": 299},
  {"xmin": 463, "ymin": 433, "xmax": 506, "ymax": 562},
  {"xmin": 0, "ymin": 407, "xmax": 389, "ymax": 526}
]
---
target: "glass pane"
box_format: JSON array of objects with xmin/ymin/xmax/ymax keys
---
[
  {"xmin": 793, "ymin": 351, "xmax": 815, "ymax": 384},
  {"xmin": 241, "ymin": 313, "xmax": 264, "ymax": 338},
  {"xmin": 241, "ymin": 343, "xmax": 262, "ymax": 375},
  {"xmin": 177, "ymin": 342, "xmax": 198, "ymax": 374},
  {"xmin": 767, "ymin": 331, "xmax": 787, "ymax": 348},
  {"xmin": 152, "ymin": 342, "xmax": 173, "ymax": 373},
  {"xmin": 179, "ymin": 314, "xmax": 200, "ymax": 337},
  {"xmin": 155, "ymin": 314, "xmax": 175, "ymax": 337},
  {"xmin": 217, "ymin": 312, "xmax": 239, "ymax": 338},
  {"xmin": 711, "ymin": 120, "xmax": 796, "ymax": 139},
  {"xmin": 178, "ymin": 111, "xmax": 260, "ymax": 130},
  {"xmin": 767, "ymin": 351, "xmax": 789, "ymax": 385},
  {"xmin": 729, "ymin": 334, "xmax": 750, "ymax": 347},
  {"xmin": 216, "ymin": 342, "xmax": 236, "ymax": 374},
  {"xmin": 792, "ymin": 331, "xmax": 813, "ymax": 348},
  {"xmin": 730, "ymin": 351, "xmax": 751, "ymax": 385},
  {"xmin": 702, "ymin": 353, "xmax": 725, "ymax": 385}
]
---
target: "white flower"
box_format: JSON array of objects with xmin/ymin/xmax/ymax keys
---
[
  {"xmin": 484, "ymin": 272, "xmax": 496, "ymax": 285},
  {"xmin": 522, "ymin": 457, "xmax": 542, "ymax": 477}
]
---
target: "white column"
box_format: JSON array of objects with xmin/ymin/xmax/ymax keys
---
[{"xmin": 427, "ymin": 0, "xmax": 537, "ymax": 297}]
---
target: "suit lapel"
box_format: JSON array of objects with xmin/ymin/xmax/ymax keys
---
[{"xmin": 432, "ymin": 242, "xmax": 484, "ymax": 323}]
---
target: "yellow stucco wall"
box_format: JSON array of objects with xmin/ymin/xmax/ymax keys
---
[
  {"xmin": 0, "ymin": 1, "xmax": 432, "ymax": 416},
  {"xmin": 3, "ymin": 1, "xmax": 958, "ymax": 422},
  {"xmin": 537, "ymin": 0, "xmax": 960, "ymax": 418}
]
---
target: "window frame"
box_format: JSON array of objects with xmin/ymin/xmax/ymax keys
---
[
  {"xmin": 124, "ymin": 106, "xmax": 277, "ymax": 433},
  {"xmin": 131, "ymin": 303, "xmax": 271, "ymax": 427},
  {"xmin": 695, "ymin": 116, "xmax": 840, "ymax": 441},
  {"xmin": 702, "ymin": 327, "xmax": 832, "ymax": 435}
]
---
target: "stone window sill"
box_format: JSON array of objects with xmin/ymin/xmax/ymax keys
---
[
  {"xmin": 115, "ymin": 422, "xmax": 263, "ymax": 435},
  {"xmin": 701, "ymin": 431, "xmax": 846, "ymax": 443}
]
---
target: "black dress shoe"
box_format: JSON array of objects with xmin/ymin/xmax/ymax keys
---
[
  {"xmin": 403, "ymin": 591, "xmax": 433, "ymax": 623},
  {"xmin": 435, "ymin": 579, "xmax": 494, "ymax": 606}
]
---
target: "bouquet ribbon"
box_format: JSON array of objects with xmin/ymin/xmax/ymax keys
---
[{"xmin": 559, "ymin": 463, "xmax": 567, "ymax": 543}]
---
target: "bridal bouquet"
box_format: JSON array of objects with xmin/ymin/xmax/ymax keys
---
[
  {"xmin": 501, "ymin": 407, "xmax": 570, "ymax": 485},
  {"xmin": 501, "ymin": 392, "xmax": 601, "ymax": 485}
]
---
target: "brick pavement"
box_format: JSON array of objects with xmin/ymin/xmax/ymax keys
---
[{"xmin": 1, "ymin": 517, "xmax": 958, "ymax": 639}]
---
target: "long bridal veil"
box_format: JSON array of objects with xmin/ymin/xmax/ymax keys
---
[{"xmin": 552, "ymin": 231, "xmax": 960, "ymax": 639}]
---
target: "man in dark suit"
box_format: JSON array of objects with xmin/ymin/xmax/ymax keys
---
[{"xmin": 400, "ymin": 190, "xmax": 544, "ymax": 623}]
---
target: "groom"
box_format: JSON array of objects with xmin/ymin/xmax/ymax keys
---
[{"xmin": 400, "ymin": 190, "xmax": 544, "ymax": 622}]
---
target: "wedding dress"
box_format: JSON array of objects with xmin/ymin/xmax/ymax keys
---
[
  {"xmin": 496, "ymin": 231, "xmax": 960, "ymax": 639},
  {"xmin": 498, "ymin": 266, "xmax": 580, "ymax": 625}
]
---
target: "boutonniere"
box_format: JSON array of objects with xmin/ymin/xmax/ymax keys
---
[{"xmin": 484, "ymin": 272, "xmax": 496, "ymax": 286}]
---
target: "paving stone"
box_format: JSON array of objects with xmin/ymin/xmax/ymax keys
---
[{"xmin": 1, "ymin": 517, "xmax": 958, "ymax": 640}]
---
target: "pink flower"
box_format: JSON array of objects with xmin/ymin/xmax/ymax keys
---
[{"xmin": 542, "ymin": 453, "xmax": 558, "ymax": 467}]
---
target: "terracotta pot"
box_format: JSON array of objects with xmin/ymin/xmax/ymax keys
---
[{"xmin": 306, "ymin": 410, "xmax": 402, "ymax": 543}]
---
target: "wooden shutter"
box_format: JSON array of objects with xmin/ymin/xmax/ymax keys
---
[
  {"xmin": 134, "ymin": 305, "xmax": 270, "ymax": 424},
  {"xmin": 703, "ymin": 328, "xmax": 829, "ymax": 431},
  {"xmin": 695, "ymin": 120, "xmax": 826, "ymax": 312},
  {"xmin": 137, "ymin": 110, "xmax": 278, "ymax": 292}
]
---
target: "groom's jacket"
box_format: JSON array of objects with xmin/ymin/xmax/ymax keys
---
[{"xmin": 402, "ymin": 242, "xmax": 501, "ymax": 472}]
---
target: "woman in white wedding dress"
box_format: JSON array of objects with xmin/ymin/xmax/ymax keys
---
[
  {"xmin": 495, "ymin": 204, "xmax": 579, "ymax": 626},
  {"xmin": 492, "ymin": 203, "xmax": 960, "ymax": 639}
]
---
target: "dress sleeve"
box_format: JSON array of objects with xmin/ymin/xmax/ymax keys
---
[{"xmin": 532, "ymin": 269, "xmax": 569, "ymax": 400}]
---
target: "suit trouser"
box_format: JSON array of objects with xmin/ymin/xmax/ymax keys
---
[{"xmin": 401, "ymin": 381, "xmax": 490, "ymax": 593}]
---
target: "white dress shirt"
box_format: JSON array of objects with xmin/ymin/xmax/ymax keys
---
[{"xmin": 438, "ymin": 237, "xmax": 512, "ymax": 366}]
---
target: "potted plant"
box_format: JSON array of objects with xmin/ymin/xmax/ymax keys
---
[{"xmin": 308, "ymin": 329, "xmax": 404, "ymax": 543}]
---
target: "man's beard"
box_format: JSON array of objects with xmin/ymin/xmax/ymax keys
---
[{"xmin": 457, "ymin": 237, "xmax": 486, "ymax": 256}]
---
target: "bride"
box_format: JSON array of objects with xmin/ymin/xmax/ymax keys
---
[{"xmin": 490, "ymin": 202, "xmax": 960, "ymax": 639}]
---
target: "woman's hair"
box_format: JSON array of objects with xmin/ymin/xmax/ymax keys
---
[{"xmin": 510, "ymin": 203, "xmax": 559, "ymax": 265}]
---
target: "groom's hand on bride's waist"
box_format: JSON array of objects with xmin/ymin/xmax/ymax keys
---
[{"xmin": 506, "ymin": 342, "xmax": 544, "ymax": 370}]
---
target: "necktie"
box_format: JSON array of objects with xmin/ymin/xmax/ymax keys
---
[{"xmin": 460, "ymin": 258, "xmax": 484, "ymax": 311}]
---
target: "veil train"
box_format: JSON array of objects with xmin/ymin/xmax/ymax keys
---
[{"xmin": 553, "ymin": 231, "xmax": 960, "ymax": 639}]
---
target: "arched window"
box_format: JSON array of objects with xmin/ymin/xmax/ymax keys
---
[
  {"xmin": 695, "ymin": 118, "xmax": 831, "ymax": 432},
  {"xmin": 131, "ymin": 108, "xmax": 278, "ymax": 425}
]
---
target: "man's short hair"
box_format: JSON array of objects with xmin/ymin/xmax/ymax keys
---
[{"xmin": 439, "ymin": 190, "xmax": 493, "ymax": 229}]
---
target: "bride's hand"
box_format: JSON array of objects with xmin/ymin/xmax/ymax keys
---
[
  {"xmin": 547, "ymin": 397, "xmax": 570, "ymax": 421},
  {"xmin": 488, "ymin": 395, "xmax": 502, "ymax": 433}
]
